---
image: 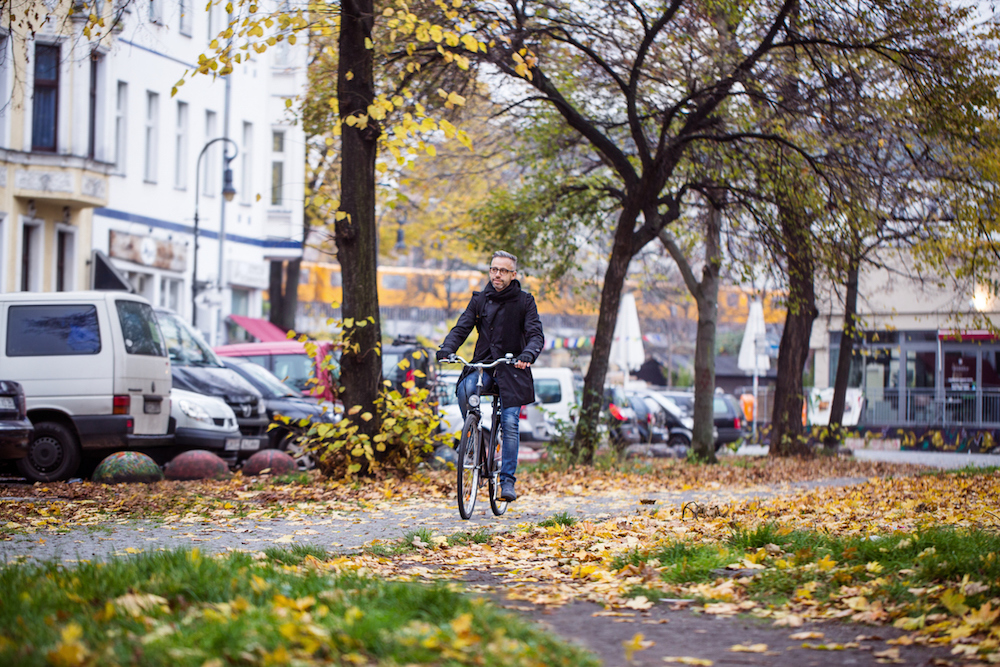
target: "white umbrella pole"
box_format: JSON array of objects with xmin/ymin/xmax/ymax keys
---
[{"xmin": 752, "ymin": 369, "xmax": 759, "ymax": 441}]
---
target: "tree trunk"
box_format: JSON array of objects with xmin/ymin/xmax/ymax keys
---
[
  {"xmin": 336, "ymin": 0, "xmax": 381, "ymax": 442},
  {"xmin": 268, "ymin": 261, "xmax": 284, "ymax": 329},
  {"xmin": 280, "ymin": 258, "xmax": 301, "ymax": 332},
  {"xmin": 770, "ymin": 198, "xmax": 817, "ymax": 457},
  {"xmin": 691, "ymin": 200, "xmax": 721, "ymax": 461},
  {"xmin": 573, "ymin": 204, "xmax": 641, "ymax": 463},
  {"xmin": 827, "ymin": 253, "xmax": 859, "ymax": 447}
]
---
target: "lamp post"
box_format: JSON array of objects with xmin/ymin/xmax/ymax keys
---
[{"xmin": 193, "ymin": 137, "xmax": 238, "ymax": 327}]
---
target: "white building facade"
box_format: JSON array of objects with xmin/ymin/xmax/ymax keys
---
[{"xmin": 1, "ymin": 0, "xmax": 307, "ymax": 344}]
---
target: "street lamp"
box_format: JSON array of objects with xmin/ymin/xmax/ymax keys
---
[{"xmin": 193, "ymin": 137, "xmax": 238, "ymax": 327}]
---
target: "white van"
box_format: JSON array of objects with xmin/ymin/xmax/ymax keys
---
[
  {"xmin": 524, "ymin": 367, "xmax": 577, "ymax": 440},
  {"xmin": 0, "ymin": 291, "xmax": 172, "ymax": 481}
]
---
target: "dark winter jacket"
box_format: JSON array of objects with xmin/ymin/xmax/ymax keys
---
[{"xmin": 439, "ymin": 280, "xmax": 545, "ymax": 408}]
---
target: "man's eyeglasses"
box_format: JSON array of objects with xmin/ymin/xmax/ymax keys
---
[{"xmin": 489, "ymin": 267, "xmax": 513, "ymax": 276}]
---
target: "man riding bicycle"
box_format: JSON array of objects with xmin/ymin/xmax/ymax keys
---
[{"xmin": 436, "ymin": 251, "xmax": 544, "ymax": 502}]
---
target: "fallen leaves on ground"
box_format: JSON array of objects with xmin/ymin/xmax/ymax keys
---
[
  {"xmin": 0, "ymin": 457, "xmax": 920, "ymax": 534},
  {"xmin": 3, "ymin": 458, "xmax": 1000, "ymax": 662}
]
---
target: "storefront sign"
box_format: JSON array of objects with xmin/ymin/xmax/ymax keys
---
[
  {"xmin": 109, "ymin": 230, "xmax": 187, "ymax": 272},
  {"xmin": 227, "ymin": 260, "xmax": 270, "ymax": 289}
]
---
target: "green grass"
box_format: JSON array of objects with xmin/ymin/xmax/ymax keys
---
[
  {"xmin": 610, "ymin": 523, "xmax": 1000, "ymax": 615},
  {"xmin": 730, "ymin": 524, "xmax": 1000, "ymax": 612},
  {"xmin": 538, "ymin": 512, "xmax": 578, "ymax": 528},
  {"xmin": 447, "ymin": 528, "xmax": 493, "ymax": 546},
  {"xmin": 613, "ymin": 541, "xmax": 733, "ymax": 585},
  {"xmin": 0, "ymin": 548, "xmax": 599, "ymax": 667}
]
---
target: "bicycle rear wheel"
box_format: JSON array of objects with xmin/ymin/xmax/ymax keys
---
[
  {"xmin": 456, "ymin": 413, "xmax": 481, "ymax": 519},
  {"xmin": 488, "ymin": 426, "xmax": 508, "ymax": 516}
]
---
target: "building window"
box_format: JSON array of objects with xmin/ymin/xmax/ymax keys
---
[
  {"xmin": 203, "ymin": 110, "xmax": 217, "ymax": 195},
  {"xmin": 231, "ymin": 288, "xmax": 250, "ymax": 316},
  {"xmin": 271, "ymin": 130, "xmax": 284, "ymax": 205},
  {"xmin": 55, "ymin": 227, "xmax": 76, "ymax": 291},
  {"xmin": 174, "ymin": 101, "xmax": 189, "ymax": 189},
  {"xmin": 240, "ymin": 121, "xmax": 252, "ymax": 204},
  {"xmin": 149, "ymin": 0, "xmax": 163, "ymax": 24},
  {"xmin": 19, "ymin": 221, "xmax": 42, "ymax": 292},
  {"xmin": 0, "ymin": 215, "xmax": 6, "ymax": 292},
  {"xmin": 179, "ymin": 0, "xmax": 192, "ymax": 35},
  {"xmin": 144, "ymin": 91, "xmax": 159, "ymax": 183},
  {"xmin": 88, "ymin": 54, "xmax": 99, "ymax": 158},
  {"xmin": 31, "ymin": 43, "xmax": 60, "ymax": 152},
  {"xmin": 159, "ymin": 276, "xmax": 182, "ymax": 312},
  {"xmin": 0, "ymin": 35, "xmax": 10, "ymax": 148},
  {"xmin": 115, "ymin": 81, "xmax": 127, "ymax": 173}
]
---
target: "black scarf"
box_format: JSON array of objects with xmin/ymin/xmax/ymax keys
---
[{"xmin": 483, "ymin": 280, "xmax": 522, "ymax": 304}]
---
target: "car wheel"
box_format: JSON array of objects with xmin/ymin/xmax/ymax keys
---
[
  {"xmin": 280, "ymin": 434, "xmax": 315, "ymax": 472},
  {"xmin": 668, "ymin": 434, "xmax": 690, "ymax": 448},
  {"xmin": 17, "ymin": 422, "xmax": 81, "ymax": 482}
]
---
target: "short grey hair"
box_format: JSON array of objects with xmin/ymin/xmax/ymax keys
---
[{"xmin": 491, "ymin": 250, "xmax": 517, "ymax": 271}]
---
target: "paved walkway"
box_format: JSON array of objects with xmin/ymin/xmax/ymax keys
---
[{"xmin": 1, "ymin": 476, "xmax": 862, "ymax": 564}]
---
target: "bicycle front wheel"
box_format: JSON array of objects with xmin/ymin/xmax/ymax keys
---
[
  {"xmin": 488, "ymin": 426, "xmax": 508, "ymax": 516},
  {"xmin": 456, "ymin": 413, "xmax": 481, "ymax": 519}
]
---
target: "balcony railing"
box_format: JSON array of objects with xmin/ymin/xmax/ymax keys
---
[{"xmin": 863, "ymin": 387, "xmax": 1000, "ymax": 428}]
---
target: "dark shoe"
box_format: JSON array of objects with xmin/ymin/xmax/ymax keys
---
[{"xmin": 499, "ymin": 480, "xmax": 517, "ymax": 502}]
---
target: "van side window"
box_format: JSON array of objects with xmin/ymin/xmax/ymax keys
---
[
  {"xmin": 6, "ymin": 305, "xmax": 102, "ymax": 356},
  {"xmin": 116, "ymin": 301, "xmax": 167, "ymax": 356},
  {"xmin": 534, "ymin": 379, "xmax": 562, "ymax": 404}
]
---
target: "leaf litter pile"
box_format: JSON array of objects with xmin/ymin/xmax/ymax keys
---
[{"xmin": 3, "ymin": 457, "xmax": 1000, "ymax": 664}]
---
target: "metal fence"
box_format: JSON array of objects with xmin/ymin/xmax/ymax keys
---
[{"xmin": 863, "ymin": 387, "xmax": 1000, "ymax": 428}]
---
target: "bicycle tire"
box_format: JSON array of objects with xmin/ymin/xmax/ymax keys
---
[
  {"xmin": 488, "ymin": 425, "xmax": 508, "ymax": 516},
  {"xmin": 457, "ymin": 413, "xmax": 481, "ymax": 519}
]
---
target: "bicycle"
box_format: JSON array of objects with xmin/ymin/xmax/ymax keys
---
[{"xmin": 441, "ymin": 353, "xmax": 514, "ymax": 519}]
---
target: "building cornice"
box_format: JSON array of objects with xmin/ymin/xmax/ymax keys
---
[{"xmin": 0, "ymin": 148, "xmax": 114, "ymax": 176}]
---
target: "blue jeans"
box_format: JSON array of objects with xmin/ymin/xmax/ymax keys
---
[{"xmin": 456, "ymin": 372, "xmax": 520, "ymax": 483}]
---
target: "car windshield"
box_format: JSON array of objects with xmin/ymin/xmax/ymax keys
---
[
  {"xmin": 232, "ymin": 361, "xmax": 299, "ymax": 398},
  {"xmin": 156, "ymin": 311, "xmax": 223, "ymax": 367},
  {"xmin": 273, "ymin": 353, "xmax": 317, "ymax": 393}
]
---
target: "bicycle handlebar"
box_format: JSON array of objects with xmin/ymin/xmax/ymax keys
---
[{"xmin": 441, "ymin": 353, "xmax": 514, "ymax": 369}]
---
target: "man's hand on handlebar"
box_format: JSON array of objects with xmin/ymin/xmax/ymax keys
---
[{"xmin": 515, "ymin": 353, "xmax": 532, "ymax": 370}]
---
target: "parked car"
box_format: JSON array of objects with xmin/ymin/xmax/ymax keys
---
[
  {"xmin": 714, "ymin": 393, "xmax": 746, "ymax": 449},
  {"xmin": 603, "ymin": 387, "xmax": 641, "ymax": 445},
  {"xmin": 436, "ymin": 371, "xmax": 465, "ymax": 438},
  {"xmin": 0, "ymin": 381, "xmax": 33, "ymax": 462},
  {"xmin": 657, "ymin": 390, "xmax": 694, "ymax": 417},
  {"xmin": 169, "ymin": 388, "xmax": 246, "ymax": 465},
  {"xmin": 221, "ymin": 357, "xmax": 339, "ymax": 451},
  {"xmin": 155, "ymin": 309, "xmax": 269, "ymax": 453},
  {"xmin": 636, "ymin": 391, "xmax": 694, "ymax": 447},
  {"xmin": 435, "ymin": 367, "xmax": 563, "ymax": 443},
  {"xmin": 0, "ymin": 291, "xmax": 172, "ymax": 481},
  {"xmin": 650, "ymin": 390, "xmax": 741, "ymax": 450},
  {"xmin": 214, "ymin": 339, "xmax": 340, "ymax": 401},
  {"xmin": 522, "ymin": 367, "xmax": 577, "ymax": 441},
  {"xmin": 626, "ymin": 393, "xmax": 669, "ymax": 444},
  {"xmin": 382, "ymin": 335, "xmax": 436, "ymax": 395}
]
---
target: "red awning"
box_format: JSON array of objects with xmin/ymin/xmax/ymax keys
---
[
  {"xmin": 227, "ymin": 315, "xmax": 288, "ymax": 342},
  {"xmin": 938, "ymin": 329, "xmax": 1000, "ymax": 342}
]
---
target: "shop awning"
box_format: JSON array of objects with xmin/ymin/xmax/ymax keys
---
[
  {"xmin": 938, "ymin": 329, "xmax": 999, "ymax": 342},
  {"xmin": 227, "ymin": 315, "xmax": 288, "ymax": 342}
]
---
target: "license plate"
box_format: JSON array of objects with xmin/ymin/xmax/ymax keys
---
[
  {"xmin": 225, "ymin": 438, "xmax": 241, "ymax": 451},
  {"xmin": 144, "ymin": 401, "xmax": 161, "ymax": 414},
  {"xmin": 240, "ymin": 438, "xmax": 261, "ymax": 451},
  {"xmin": 0, "ymin": 397, "xmax": 14, "ymax": 410}
]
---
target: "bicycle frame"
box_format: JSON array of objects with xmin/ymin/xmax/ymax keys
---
[{"xmin": 444, "ymin": 353, "xmax": 513, "ymax": 518}]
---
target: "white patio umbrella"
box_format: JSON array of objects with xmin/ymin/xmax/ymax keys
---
[
  {"xmin": 737, "ymin": 299, "xmax": 770, "ymax": 437},
  {"xmin": 610, "ymin": 293, "xmax": 645, "ymax": 387}
]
